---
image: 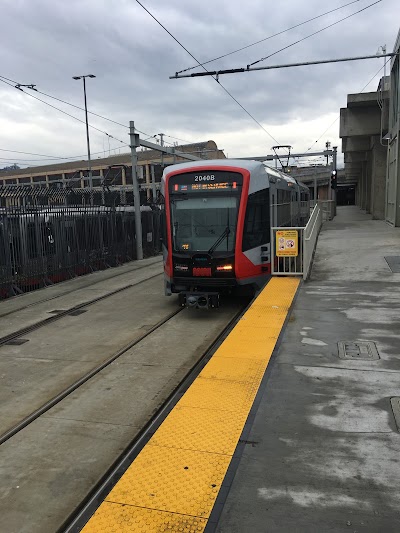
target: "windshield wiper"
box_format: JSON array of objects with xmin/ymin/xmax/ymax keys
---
[
  {"xmin": 208, "ymin": 226, "xmax": 230, "ymax": 254},
  {"xmin": 170, "ymin": 194, "xmax": 188, "ymax": 203}
]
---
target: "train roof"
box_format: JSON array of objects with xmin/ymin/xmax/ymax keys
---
[
  {"xmin": 163, "ymin": 159, "xmax": 271, "ymax": 175},
  {"xmin": 162, "ymin": 159, "xmax": 293, "ymax": 182},
  {"xmin": 162, "ymin": 159, "xmax": 309, "ymax": 194}
]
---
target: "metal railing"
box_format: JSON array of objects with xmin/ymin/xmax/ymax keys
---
[
  {"xmin": 303, "ymin": 204, "xmax": 323, "ymax": 279},
  {"xmin": 271, "ymin": 203, "xmax": 323, "ymax": 280},
  {"xmin": 311, "ymin": 199, "xmax": 335, "ymax": 221},
  {"xmin": 0, "ymin": 186, "xmax": 162, "ymax": 299}
]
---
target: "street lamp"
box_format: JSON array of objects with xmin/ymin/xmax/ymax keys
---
[{"xmin": 72, "ymin": 74, "xmax": 96, "ymax": 194}]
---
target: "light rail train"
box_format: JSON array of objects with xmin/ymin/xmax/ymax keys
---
[{"xmin": 161, "ymin": 159, "xmax": 310, "ymax": 308}]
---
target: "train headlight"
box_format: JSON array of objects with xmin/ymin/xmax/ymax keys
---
[{"xmin": 216, "ymin": 264, "xmax": 233, "ymax": 271}]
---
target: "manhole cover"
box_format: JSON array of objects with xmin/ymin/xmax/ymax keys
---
[
  {"xmin": 68, "ymin": 310, "xmax": 87, "ymax": 317},
  {"xmin": 338, "ymin": 341, "xmax": 380, "ymax": 360},
  {"xmin": 4, "ymin": 338, "xmax": 29, "ymax": 346},
  {"xmin": 385, "ymin": 256, "xmax": 400, "ymax": 273},
  {"xmin": 390, "ymin": 397, "xmax": 400, "ymax": 432}
]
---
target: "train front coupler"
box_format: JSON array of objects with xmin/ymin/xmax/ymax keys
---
[{"xmin": 178, "ymin": 292, "xmax": 220, "ymax": 309}]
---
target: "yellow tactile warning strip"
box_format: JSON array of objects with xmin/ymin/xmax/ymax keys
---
[{"xmin": 81, "ymin": 277, "xmax": 300, "ymax": 532}]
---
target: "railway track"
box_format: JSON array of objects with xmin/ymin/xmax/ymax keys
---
[
  {"xmin": 0, "ymin": 270, "xmax": 162, "ymax": 348},
  {"xmin": 61, "ymin": 303, "xmax": 246, "ymax": 533},
  {"xmin": 0, "ymin": 273, "xmax": 246, "ymax": 533},
  {"xmin": 0, "ymin": 259, "xmax": 161, "ymax": 320},
  {"xmin": 0, "ymin": 287, "xmax": 179, "ymax": 446}
]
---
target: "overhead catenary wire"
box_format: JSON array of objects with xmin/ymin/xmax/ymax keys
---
[
  {"xmin": 172, "ymin": 0, "xmax": 386, "ymax": 79},
  {"xmin": 135, "ymin": 0, "xmax": 283, "ymax": 147},
  {"xmin": 0, "ymin": 146, "xmax": 132, "ymax": 163},
  {"xmin": 0, "ymin": 77, "xmax": 127, "ymax": 146},
  {"xmin": 0, "ymin": 148, "xmax": 67, "ymax": 159},
  {"xmin": 0, "ymin": 74, "xmax": 131, "ymax": 133},
  {"xmin": 177, "ymin": 0, "xmax": 365, "ymax": 74},
  {"xmin": 303, "ymin": 57, "xmax": 390, "ymax": 153},
  {"xmin": 248, "ymin": 0, "xmax": 383, "ymax": 68},
  {"xmin": 0, "ymin": 75, "xmax": 198, "ymax": 155}
]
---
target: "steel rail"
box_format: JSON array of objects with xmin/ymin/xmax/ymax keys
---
[
  {"xmin": 60, "ymin": 301, "xmax": 247, "ymax": 533},
  {"xmin": 0, "ymin": 259, "xmax": 162, "ymax": 320},
  {"xmin": 0, "ymin": 271, "xmax": 162, "ymax": 347},
  {"xmin": 0, "ymin": 304, "xmax": 183, "ymax": 447}
]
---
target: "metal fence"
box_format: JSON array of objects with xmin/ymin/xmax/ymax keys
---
[
  {"xmin": 310, "ymin": 199, "xmax": 336, "ymax": 221},
  {"xmin": 271, "ymin": 203, "xmax": 323, "ymax": 280},
  {"xmin": 0, "ymin": 186, "xmax": 162, "ymax": 299}
]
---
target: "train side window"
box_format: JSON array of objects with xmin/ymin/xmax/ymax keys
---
[
  {"xmin": 242, "ymin": 189, "xmax": 270, "ymax": 251},
  {"xmin": 276, "ymin": 189, "xmax": 291, "ymax": 227}
]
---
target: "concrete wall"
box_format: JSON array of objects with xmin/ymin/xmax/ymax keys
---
[
  {"xmin": 340, "ymin": 86, "xmax": 390, "ymax": 220},
  {"xmin": 369, "ymin": 136, "xmax": 387, "ymax": 220}
]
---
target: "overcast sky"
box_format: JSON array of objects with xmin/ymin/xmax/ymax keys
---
[{"xmin": 0, "ymin": 0, "xmax": 398, "ymax": 170}]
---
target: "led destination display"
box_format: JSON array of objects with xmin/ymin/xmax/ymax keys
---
[
  {"xmin": 169, "ymin": 171, "xmax": 243, "ymax": 193},
  {"xmin": 174, "ymin": 182, "xmax": 236, "ymax": 192}
]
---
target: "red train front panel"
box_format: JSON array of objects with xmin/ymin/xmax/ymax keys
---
[{"xmin": 163, "ymin": 164, "xmax": 271, "ymax": 299}]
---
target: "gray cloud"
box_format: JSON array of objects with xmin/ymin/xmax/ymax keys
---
[{"xmin": 0, "ymin": 0, "xmax": 398, "ymax": 166}]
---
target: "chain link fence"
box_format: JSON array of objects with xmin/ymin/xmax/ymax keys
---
[{"xmin": 0, "ymin": 186, "xmax": 162, "ymax": 299}]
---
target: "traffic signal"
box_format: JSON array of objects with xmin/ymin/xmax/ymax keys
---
[{"xmin": 331, "ymin": 170, "xmax": 337, "ymax": 189}]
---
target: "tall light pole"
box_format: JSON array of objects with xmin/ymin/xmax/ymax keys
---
[
  {"xmin": 73, "ymin": 74, "xmax": 96, "ymax": 195},
  {"xmin": 158, "ymin": 133, "xmax": 165, "ymax": 167}
]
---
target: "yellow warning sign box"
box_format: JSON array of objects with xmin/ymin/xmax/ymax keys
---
[{"xmin": 276, "ymin": 230, "xmax": 298, "ymax": 257}]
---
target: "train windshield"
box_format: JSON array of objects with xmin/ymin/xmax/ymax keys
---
[{"xmin": 170, "ymin": 196, "xmax": 238, "ymax": 253}]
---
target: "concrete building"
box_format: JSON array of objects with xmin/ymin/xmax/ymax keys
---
[
  {"xmin": 290, "ymin": 166, "xmax": 346, "ymax": 202},
  {"xmin": 386, "ymin": 29, "xmax": 400, "ymax": 226},
  {"xmin": 340, "ymin": 28, "xmax": 400, "ymax": 224},
  {"xmin": 339, "ymin": 78, "xmax": 389, "ymax": 220}
]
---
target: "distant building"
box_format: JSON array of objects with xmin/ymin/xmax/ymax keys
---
[{"xmin": 0, "ymin": 140, "xmax": 225, "ymax": 193}]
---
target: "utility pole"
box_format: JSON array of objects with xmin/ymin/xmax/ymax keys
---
[
  {"xmin": 332, "ymin": 146, "xmax": 337, "ymax": 171},
  {"xmin": 159, "ymin": 133, "xmax": 165, "ymax": 167},
  {"xmin": 129, "ymin": 121, "xmax": 143, "ymax": 260},
  {"xmin": 150, "ymin": 165, "xmax": 157, "ymax": 203},
  {"xmin": 325, "ymin": 141, "xmax": 332, "ymax": 201},
  {"xmin": 325, "ymin": 141, "xmax": 331, "ymax": 166},
  {"xmin": 72, "ymin": 74, "xmax": 96, "ymax": 202},
  {"xmin": 332, "ymin": 146, "xmax": 338, "ymax": 214}
]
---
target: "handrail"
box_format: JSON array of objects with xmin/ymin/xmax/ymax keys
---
[{"xmin": 271, "ymin": 204, "xmax": 323, "ymax": 279}]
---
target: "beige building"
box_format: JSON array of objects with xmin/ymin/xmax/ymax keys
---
[{"xmin": 0, "ymin": 140, "xmax": 225, "ymax": 191}]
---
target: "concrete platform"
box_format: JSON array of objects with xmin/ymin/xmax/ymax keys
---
[{"xmin": 216, "ymin": 207, "xmax": 400, "ymax": 533}]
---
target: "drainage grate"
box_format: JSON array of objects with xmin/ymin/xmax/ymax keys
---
[
  {"xmin": 4, "ymin": 338, "xmax": 29, "ymax": 346},
  {"xmin": 338, "ymin": 341, "xmax": 380, "ymax": 360},
  {"xmin": 385, "ymin": 256, "xmax": 400, "ymax": 273},
  {"xmin": 390, "ymin": 398, "xmax": 400, "ymax": 432},
  {"xmin": 68, "ymin": 309, "xmax": 87, "ymax": 317}
]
